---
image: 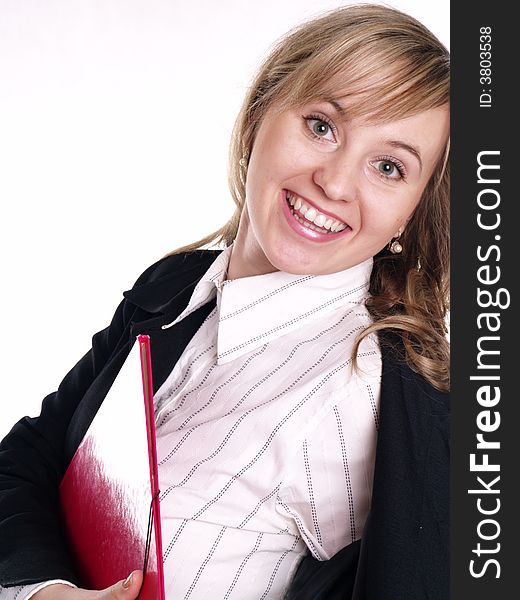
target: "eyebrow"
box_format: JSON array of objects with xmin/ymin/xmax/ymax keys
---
[
  {"xmin": 324, "ymin": 99, "xmax": 423, "ymax": 172},
  {"xmin": 325, "ymin": 99, "xmax": 348, "ymax": 118},
  {"xmin": 386, "ymin": 140, "xmax": 423, "ymax": 171}
]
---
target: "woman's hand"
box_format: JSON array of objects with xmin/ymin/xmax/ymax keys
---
[{"xmin": 31, "ymin": 570, "xmax": 143, "ymax": 599}]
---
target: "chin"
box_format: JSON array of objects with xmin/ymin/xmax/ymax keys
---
[{"xmin": 265, "ymin": 242, "xmax": 324, "ymax": 275}]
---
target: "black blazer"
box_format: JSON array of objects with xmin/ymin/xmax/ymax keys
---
[{"xmin": 0, "ymin": 250, "xmax": 449, "ymax": 599}]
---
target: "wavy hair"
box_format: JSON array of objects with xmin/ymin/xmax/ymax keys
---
[{"xmin": 165, "ymin": 4, "xmax": 450, "ymax": 391}]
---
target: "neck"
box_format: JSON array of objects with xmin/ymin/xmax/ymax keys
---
[{"xmin": 226, "ymin": 206, "xmax": 278, "ymax": 280}]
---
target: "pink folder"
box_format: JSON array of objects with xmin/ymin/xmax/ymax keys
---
[{"xmin": 60, "ymin": 335, "xmax": 165, "ymax": 599}]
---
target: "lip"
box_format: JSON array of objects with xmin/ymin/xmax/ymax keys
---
[
  {"xmin": 286, "ymin": 190, "xmax": 348, "ymax": 225},
  {"xmin": 281, "ymin": 189, "xmax": 352, "ymax": 243}
]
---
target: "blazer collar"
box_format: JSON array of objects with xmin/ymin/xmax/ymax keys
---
[{"xmin": 122, "ymin": 249, "xmax": 223, "ymax": 317}]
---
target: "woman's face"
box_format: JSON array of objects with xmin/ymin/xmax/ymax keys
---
[{"xmin": 228, "ymin": 98, "xmax": 450, "ymax": 279}]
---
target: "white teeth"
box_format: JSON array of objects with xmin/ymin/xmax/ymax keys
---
[
  {"xmin": 314, "ymin": 214, "xmax": 327, "ymax": 227},
  {"xmin": 305, "ymin": 207, "xmax": 317, "ymax": 221},
  {"xmin": 286, "ymin": 192, "xmax": 347, "ymax": 232}
]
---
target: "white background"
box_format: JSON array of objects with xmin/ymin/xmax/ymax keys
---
[{"xmin": 0, "ymin": 0, "xmax": 449, "ymax": 439}]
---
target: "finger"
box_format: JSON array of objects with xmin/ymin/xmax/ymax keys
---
[{"xmin": 101, "ymin": 570, "xmax": 143, "ymax": 599}]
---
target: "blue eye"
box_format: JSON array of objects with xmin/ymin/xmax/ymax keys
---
[
  {"xmin": 312, "ymin": 120, "xmax": 330, "ymax": 136},
  {"xmin": 303, "ymin": 114, "xmax": 337, "ymax": 142},
  {"xmin": 373, "ymin": 157, "xmax": 407, "ymax": 181},
  {"xmin": 379, "ymin": 161, "xmax": 396, "ymax": 176}
]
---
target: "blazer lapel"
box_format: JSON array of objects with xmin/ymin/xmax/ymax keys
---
[
  {"xmin": 124, "ymin": 250, "xmax": 222, "ymax": 393},
  {"xmin": 130, "ymin": 297, "xmax": 217, "ymax": 394},
  {"xmin": 352, "ymin": 334, "xmax": 450, "ymax": 599}
]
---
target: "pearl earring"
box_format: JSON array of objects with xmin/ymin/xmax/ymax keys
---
[
  {"xmin": 239, "ymin": 150, "xmax": 249, "ymax": 168},
  {"xmin": 389, "ymin": 237, "xmax": 403, "ymax": 254}
]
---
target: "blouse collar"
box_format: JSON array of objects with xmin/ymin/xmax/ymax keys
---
[{"xmin": 162, "ymin": 243, "xmax": 373, "ymax": 365}]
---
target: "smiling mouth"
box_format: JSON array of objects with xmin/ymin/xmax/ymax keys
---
[{"xmin": 285, "ymin": 191, "xmax": 350, "ymax": 235}]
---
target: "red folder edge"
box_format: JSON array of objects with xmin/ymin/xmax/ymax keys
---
[{"xmin": 138, "ymin": 334, "xmax": 165, "ymax": 599}]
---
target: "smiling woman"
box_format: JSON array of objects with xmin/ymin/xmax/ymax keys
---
[
  {"xmin": 0, "ymin": 4, "xmax": 450, "ymax": 600},
  {"xmin": 174, "ymin": 2, "xmax": 451, "ymax": 392}
]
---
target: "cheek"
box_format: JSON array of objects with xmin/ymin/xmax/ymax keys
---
[
  {"xmin": 247, "ymin": 143, "xmax": 284, "ymax": 192},
  {"xmin": 360, "ymin": 201, "xmax": 411, "ymax": 244},
  {"xmin": 364, "ymin": 189, "xmax": 422, "ymax": 231},
  {"xmin": 255, "ymin": 121, "xmax": 311, "ymax": 176}
]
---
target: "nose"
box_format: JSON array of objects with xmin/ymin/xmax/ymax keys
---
[{"xmin": 312, "ymin": 152, "xmax": 359, "ymax": 203}]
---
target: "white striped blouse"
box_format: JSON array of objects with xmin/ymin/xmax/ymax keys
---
[
  {"xmin": 153, "ymin": 243, "xmax": 381, "ymax": 599},
  {"xmin": 1, "ymin": 243, "xmax": 382, "ymax": 600}
]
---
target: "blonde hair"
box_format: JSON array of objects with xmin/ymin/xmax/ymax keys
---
[{"xmin": 166, "ymin": 4, "xmax": 450, "ymax": 391}]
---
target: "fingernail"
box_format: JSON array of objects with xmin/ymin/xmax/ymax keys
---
[{"xmin": 123, "ymin": 572, "xmax": 133, "ymax": 589}]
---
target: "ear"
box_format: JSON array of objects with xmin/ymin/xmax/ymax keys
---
[
  {"xmin": 392, "ymin": 226, "xmax": 404, "ymax": 239},
  {"xmin": 393, "ymin": 217, "xmax": 411, "ymax": 238}
]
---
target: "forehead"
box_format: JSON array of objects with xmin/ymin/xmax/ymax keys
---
[
  {"xmin": 355, "ymin": 105, "xmax": 449, "ymax": 158},
  {"xmin": 281, "ymin": 56, "xmax": 449, "ymax": 124},
  {"xmin": 310, "ymin": 94, "xmax": 449, "ymax": 130}
]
